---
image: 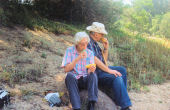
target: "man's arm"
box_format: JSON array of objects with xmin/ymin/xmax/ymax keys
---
[
  {"xmin": 95, "ymin": 56, "xmax": 109, "ymax": 73},
  {"xmin": 95, "ymin": 56, "xmax": 122, "ymax": 77}
]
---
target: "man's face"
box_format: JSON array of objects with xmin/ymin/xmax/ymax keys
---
[
  {"xmin": 93, "ymin": 32, "xmax": 104, "ymax": 42},
  {"xmin": 76, "ymin": 38, "xmax": 88, "ymax": 52}
]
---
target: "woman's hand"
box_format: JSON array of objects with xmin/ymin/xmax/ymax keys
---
[{"xmin": 88, "ymin": 65, "xmax": 96, "ymax": 73}]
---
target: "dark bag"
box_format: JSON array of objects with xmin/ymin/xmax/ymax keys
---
[{"xmin": 0, "ymin": 89, "xmax": 10, "ymax": 108}]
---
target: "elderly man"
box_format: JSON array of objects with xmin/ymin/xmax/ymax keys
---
[
  {"xmin": 61, "ymin": 32, "xmax": 98, "ymax": 110},
  {"xmin": 86, "ymin": 22, "xmax": 132, "ymax": 110}
]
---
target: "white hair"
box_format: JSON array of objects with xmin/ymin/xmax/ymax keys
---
[{"xmin": 74, "ymin": 32, "xmax": 90, "ymax": 45}]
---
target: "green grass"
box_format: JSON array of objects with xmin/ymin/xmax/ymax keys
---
[
  {"xmin": 108, "ymin": 29, "xmax": 170, "ymax": 90},
  {"xmin": 31, "ymin": 18, "xmax": 82, "ymax": 35},
  {"xmin": 23, "ymin": 32, "xmax": 33, "ymax": 49},
  {"xmin": 0, "ymin": 64, "xmax": 44, "ymax": 86},
  {"xmin": 41, "ymin": 52, "xmax": 47, "ymax": 59}
]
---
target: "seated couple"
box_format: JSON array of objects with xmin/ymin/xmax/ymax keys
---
[{"xmin": 61, "ymin": 22, "xmax": 132, "ymax": 110}]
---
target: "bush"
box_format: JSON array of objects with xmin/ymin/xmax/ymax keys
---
[
  {"xmin": 0, "ymin": 0, "xmax": 35, "ymax": 27},
  {"xmin": 0, "ymin": 8, "xmax": 7, "ymax": 25},
  {"xmin": 23, "ymin": 32, "xmax": 33, "ymax": 49},
  {"xmin": 41, "ymin": 52, "xmax": 47, "ymax": 59},
  {"xmin": 0, "ymin": 64, "xmax": 44, "ymax": 86}
]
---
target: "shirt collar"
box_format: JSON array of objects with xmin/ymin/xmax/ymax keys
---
[{"xmin": 89, "ymin": 36, "xmax": 98, "ymax": 44}]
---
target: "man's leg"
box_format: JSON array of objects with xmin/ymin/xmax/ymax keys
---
[
  {"xmin": 109, "ymin": 66, "xmax": 127, "ymax": 88},
  {"xmin": 65, "ymin": 72, "xmax": 81, "ymax": 109},
  {"xmin": 97, "ymin": 66, "xmax": 132, "ymax": 109}
]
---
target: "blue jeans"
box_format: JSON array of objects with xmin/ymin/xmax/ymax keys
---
[
  {"xmin": 65, "ymin": 72, "xmax": 98, "ymax": 109},
  {"xmin": 96, "ymin": 66, "xmax": 132, "ymax": 109}
]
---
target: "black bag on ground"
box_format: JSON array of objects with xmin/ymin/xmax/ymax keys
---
[{"xmin": 0, "ymin": 89, "xmax": 10, "ymax": 108}]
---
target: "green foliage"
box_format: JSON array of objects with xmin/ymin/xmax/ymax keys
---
[
  {"xmin": 134, "ymin": 0, "xmax": 154, "ymax": 14},
  {"xmin": 119, "ymin": 0, "xmax": 170, "ymax": 38},
  {"xmin": 20, "ymin": 89, "xmax": 34, "ymax": 101},
  {"xmin": 41, "ymin": 52, "xmax": 47, "ymax": 59},
  {"xmin": 32, "ymin": 18, "xmax": 80, "ymax": 35},
  {"xmin": 121, "ymin": 7, "xmax": 152, "ymax": 34},
  {"xmin": 0, "ymin": 7, "xmax": 7, "ymax": 25},
  {"xmin": 139, "ymin": 71, "xmax": 164, "ymax": 85},
  {"xmin": 159, "ymin": 12, "xmax": 170, "ymax": 38},
  {"xmin": 33, "ymin": 0, "xmax": 124, "ymax": 24},
  {"xmin": 149, "ymin": 15, "xmax": 162, "ymax": 35},
  {"xmin": 152, "ymin": 0, "xmax": 169, "ymax": 15},
  {"xmin": 39, "ymin": 37, "xmax": 51, "ymax": 50},
  {"xmin": 108, "ymin": 29, "xmax": 170, "ymax": 90},
  {"xmin": 7, "ymin": 4, "xmax": 33, "ymax": 26}
]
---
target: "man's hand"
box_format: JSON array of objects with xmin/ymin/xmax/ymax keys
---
[
  {"xmin": 108, "ymin": 69, "xmax": 122, "ymax": 77},
  {"xmin": 101, "ymin": 38, "xmax": 109, "ymax": 50},
  {"xmin": 88, "ymin": 65, "xmax": 96, "ymax": 74}
]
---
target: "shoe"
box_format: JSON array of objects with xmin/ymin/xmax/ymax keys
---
[
  {"xmin": 87, "ymin": 101, "xmax": 95, "ymax": 110},
  {"xmin": 121, "ymin": 107, "xmax": 131, "ymax": 110}
]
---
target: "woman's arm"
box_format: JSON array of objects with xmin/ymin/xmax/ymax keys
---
[
  {"xmin": 64, "ymin": 56, "xmax": 80, "ymax": 72},
  {"xmin": 64, "ymin": 51, "xmax": 87, "ymax": 72}
]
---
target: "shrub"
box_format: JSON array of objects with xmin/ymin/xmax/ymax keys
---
[
  {"xmin": 23, "ymin": 32, "xmax": 33, "ymax": 49},
  {"xmin": 41, "ymin": 52, "xmax": 47, "ymax": 59},
  {"xmin": 0, "ymin": 64, "xmax": 44, "ymax": 86}
]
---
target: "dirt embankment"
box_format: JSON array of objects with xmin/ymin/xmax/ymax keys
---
[{"xmin": 0, "ymin": 26, "xmax": 169, "ymax": 110}]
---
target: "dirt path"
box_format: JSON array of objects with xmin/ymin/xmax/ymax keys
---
[{"xmin": 129, "ymin": 81, "xmax": 170, "ymax": 110}]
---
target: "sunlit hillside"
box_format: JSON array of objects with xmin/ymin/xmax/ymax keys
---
[{"xmin": 0, "ymin": 0, "xmax": 170, "ymax": 110}]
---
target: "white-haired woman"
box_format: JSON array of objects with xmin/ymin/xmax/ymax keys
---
[{"xmin": 61, "ymin": 32, "xmax": 98, "ymax": 110}]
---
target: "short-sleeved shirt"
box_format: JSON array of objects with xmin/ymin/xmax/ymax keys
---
[
  {"xmin": 87, "ymin": 37, "xmax": 105, "ymax": 72},
  {"xmin": 61, "ymin": 46, "xmax": 94, "ymax": 79}
]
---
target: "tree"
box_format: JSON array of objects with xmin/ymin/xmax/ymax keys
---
[
  {"xmin": 159, "ymin": 12, "xmax": 170, "ymax": 38},
  {"xmin": 152, "ymin": 0, "xmax": 169, "ymax": 15}
]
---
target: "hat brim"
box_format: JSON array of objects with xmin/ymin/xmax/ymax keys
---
[{"xmin": 86, "ymin": 26, "xmax": 108, "ymax": 35}]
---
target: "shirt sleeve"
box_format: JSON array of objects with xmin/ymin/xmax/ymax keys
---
[{"xmin": 61, "ymin": 48, "xmax": 71, "ymax": 67}]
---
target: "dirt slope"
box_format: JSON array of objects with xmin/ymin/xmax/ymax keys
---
[{"xmin": 0, "ymin": 26, "xmax": 170, "ymax": 110}]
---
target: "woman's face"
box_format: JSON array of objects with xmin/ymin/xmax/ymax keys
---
[{"xmin": 76, "ymin": 38, "xmax": 88, "ymax": 52}]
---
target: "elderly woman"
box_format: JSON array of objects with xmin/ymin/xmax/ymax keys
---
[{"xmin": 61, "ymin": 32, "xmax": 98, "ymax": 110}]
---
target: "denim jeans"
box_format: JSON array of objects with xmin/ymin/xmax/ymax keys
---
[
  {"xmin": 65, "ymin": 72, "xmax": 98, "ymax": 109},
  {"xmin": 97, "ymin": 66, "xmax": 132, "ymax": 109}
]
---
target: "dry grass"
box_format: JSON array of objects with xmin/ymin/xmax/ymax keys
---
[{"xmin": 108, "ymin": 30, "xmax": 170, "ymax": 90}]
